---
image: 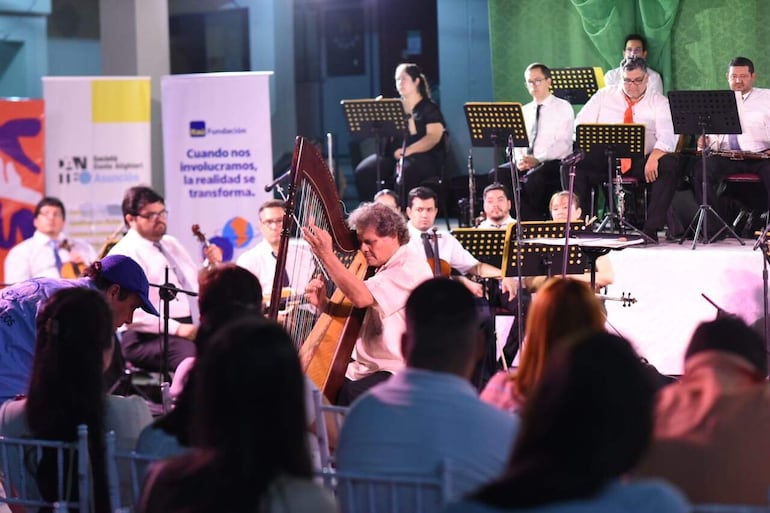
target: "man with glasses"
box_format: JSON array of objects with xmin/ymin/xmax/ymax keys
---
[
  {"xmin": 604, "ymin": 33, "xmax": 664, "ymax": 95},
  {"xmin": 490, "ymin": 63, "xmax": 574, "ymax": 220},
  {"xmin": 4, "ymin": 196, "xmax": 96, "ymax": 283},
  {"xmin": 571, "ymin": 57, "xmax": 678, "ymax": 243},
  {"xmin": 236, "ymin": 199, "xmax": 314, "ymax": 302},
  {"xmin": 693, "ymin": 56, "xmax": 770, "ymax": 236},
  {"xmin": 108, "ymin": 185, "xmax": 222, "ymax": 371}
]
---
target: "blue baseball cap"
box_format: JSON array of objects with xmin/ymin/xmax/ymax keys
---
[{"xmin": 99, "ymin": 255, "xmax": 159, "ymax": 316}]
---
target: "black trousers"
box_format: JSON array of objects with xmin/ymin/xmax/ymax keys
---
[
  {"xmin": 355, "ymin": 152, "xmax": 440, "ymax": 206},
  {"xmin": 336, "ymin": 371, "xmax": 392, "ymax": 406},
  {"xmin": 564, "ymin": 151, "xmax": 679, "ymax": 233},
  {"xmin": 121, "ymin": 327, "xmax": 196, "ymax": 372}
]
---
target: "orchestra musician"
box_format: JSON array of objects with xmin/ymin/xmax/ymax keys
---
[
  {"xmin": 4, "ymin": 196, "xmax": 96, "ymax": 283},
  {"xmin": 302, "ymin": 202, "xmax": 433, "ymax": 405},
  {"xmin": 694, "ymin": 56, "xmax": 770, "ymax": 234},
  {"xmin": 354, "ymin": 63, "xmax": 446, "ymax": 205},
  {"xmin": 489, "ymin": 63, "xmax": 574, "ymax": 220},
  {"xmin": 107, "ymin": 186, "xmax": 223, "ymax": 372},
  {"xmin": 373, "ymin": 188, "xmax": 401, "ymax": 213},
  {"xmin": 236, "ymin": 199, "xmax": 315, "ymax": 305},
  {"xmin": 477, "ymin": 183, "xmax": 516, "ymax": 228}
]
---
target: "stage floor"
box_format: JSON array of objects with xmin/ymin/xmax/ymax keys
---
[{"xmin": 604, "ymin": 236, "xmax": 766, "ymax": 375}]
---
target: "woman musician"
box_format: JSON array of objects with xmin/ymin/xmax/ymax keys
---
[{"xmin": 354, "ymin": 63, "xmax": 446, "ymax": 206}]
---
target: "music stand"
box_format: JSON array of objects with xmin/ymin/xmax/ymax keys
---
[
  {"xmin": 550, "ymin": 67, "xmax": 605, "ymax": 105},
  {"xmin": 576, "ymin": 123, "xmax": 653, "ymax": 242},
  {"xmin": 502, "ymin": 221, "xmax": 588, "ymax": 278},
  {"xmin": 452, "ymin": 228, "xmax": 507, "ymax": 269},
  {"xmin": 668, "ymin": 90, "xmax": 745, "ymax": 249},
  {"xmin": 464, "ymin": 102, "xmax": 529, "ymax": 183},
  {"xmin": 340, "ymin": 98, "xmax": 408, "ymax": 193}
]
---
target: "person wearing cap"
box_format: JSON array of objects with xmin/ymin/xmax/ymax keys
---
[
  {"xmin": 108, "ymin": 186, "xmax": 222, "ymax": 373},
  {"xmin": 634, "ymin": 316, "xmax": 770, "ymax": 505},
  {"xmin": 0, "ymin": 254, "xmax": 157, "ymax": 402}
]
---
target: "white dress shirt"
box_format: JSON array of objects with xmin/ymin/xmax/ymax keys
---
[
  {"xmin": 707, "ymin": 88, "xmax": 770, "ymax": 152},
  {"xmin": 576, "ymin": 85, "xmax": 677, "ymax": 155},
  {"xmin": 3, "ymin": 230, "xmax": 96, "ymax": 284},
  {"xmin": 478, "ymin": 216, "xmax": 515, "ymax": 229},
  {"xmin": 407, "ymin": 222, "xmax": 478, "ymax": 274},
  {"xmin": 513, "ymin": 93, "xmax": 575, "ymax": 162},
  {"xmin": 236, "ymin": 238, "xmax": 316, "ymax": 297},
  {"xmin": 604, "ymin": 66, "xmax": 664, "ymax": 96}
]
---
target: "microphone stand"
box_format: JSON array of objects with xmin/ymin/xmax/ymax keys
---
[
  {"xmin": 265, "ymin": 168, "xmax": 291, "ymax": 193},
  {"xmin": 150, "ymin": 267, "xmax": 198, "ymax": 384},
  {"xmin": 754, "ymin": 222, "xmax": 770, "ymax": 371},
  {"xmin": 561, "ymin": 151, "xmax": 584, "ymax": 278},
  {"xmin": 507, "ymin": 135, "xmax": 525, "ymax": 362}
]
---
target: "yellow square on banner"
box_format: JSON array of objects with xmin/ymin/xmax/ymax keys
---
[{"xmin": 91, "ymin": 79, "xmax": 150, "ymax": 123}]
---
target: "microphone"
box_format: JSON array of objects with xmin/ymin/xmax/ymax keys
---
[
  {"xmin": 265, "ymin": 168, "xmax": 290, "ymax": 192},
  {"xmin": 561, "ymin": 150, "xmax": 586, "ymax": 166},
  {"xmin": 506, "ymin": 134, "xmax": 514, "ymax": 159}
]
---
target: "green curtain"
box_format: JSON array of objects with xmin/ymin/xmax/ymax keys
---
[{"xmin": 489, "ymin": 0, "xmax": 769, "ymax": 101}]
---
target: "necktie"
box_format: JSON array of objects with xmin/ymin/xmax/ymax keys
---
[
  {"xmin": 421, "ymin": 232, "xmax": 435, "ymax": 259},
  {"xmin": 620, "ymin": 96, "xmax": 637, "ymax": 174},
  {"xmin": 50, "ymin": 240, "xmax": 63, "ymax": 275},
  {"xmin": 728, "ymin": 133, "xmax": 741, "ymax": 151},
  {"xmin": 527, "ymin": 104, "xmax": 542, "ymax": 155},
  {"xmin": 154, "ymin": 241, "xmax": 199, "ymax": 324}
]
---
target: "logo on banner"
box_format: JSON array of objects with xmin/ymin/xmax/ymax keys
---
[
  {"xmin": 58, "ymin": 156, "xmax": 90, "ymax": 185},
  {"xmin": 190, "ymin": 121, "xmax": 206, "ymax": 137}
]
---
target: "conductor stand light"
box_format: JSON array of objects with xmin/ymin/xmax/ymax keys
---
[{"xmin": 151, "ymin": 267, "xmax": 198, "ymax": 387}]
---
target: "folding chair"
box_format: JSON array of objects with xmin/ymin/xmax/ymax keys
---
[
  {"xmin": 311, "ymin": 388, "xmax": 349, "ymax": 471},
  {"xmin": 319, "ymin": 460, "xmax": 453, "ymax": 513},
  {"xmin": 0, "ymin": 424, "xmax": 90, "ymax": 512},
  {"xmin": 105, "ymin": 430, "xmax": 162, "ymax": 512}
]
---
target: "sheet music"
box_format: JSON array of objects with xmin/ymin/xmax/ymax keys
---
[{"xmin": 524, "ymin": 237, "xmax": 645, "ymax": 249}]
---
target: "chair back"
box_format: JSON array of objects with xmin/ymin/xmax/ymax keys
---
[
  {"xmin": 311, "ymin": 388, "xmax": 349, "ymax": 471},
  {"xmin": 319, "ymin": 460, "xmax": 452, "ymax": 513},
  {"xmin": 0, "ymin": 424, "xmax": 90, "ymax": 512},
  {"xmin": 105, "ymin": 430, "xmax": 161, "ymax": 513}
]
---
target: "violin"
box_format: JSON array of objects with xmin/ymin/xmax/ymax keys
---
[
  {"xmin": 58, "ymin": 239, "xmax": 84, "ymax": 279},
  {"xmin": 596, "ymin": 291, "xmax": 637, "ymax": 307},
  {"xmin": 423, "ymin": 228, "xmax": 452, "ymax": 277},
  {"xmin": 192, "ymin": 224, "xmax": 216, "ymax": 271}
]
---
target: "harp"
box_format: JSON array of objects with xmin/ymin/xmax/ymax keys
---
[{"xmin": 267, "ymin": 137, "xmax": 368, "ymax": 401}]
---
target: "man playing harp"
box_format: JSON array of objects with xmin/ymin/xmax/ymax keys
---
[{"xmin": 303, "ymin": 202, "xmax": 433, "ymax": 405}]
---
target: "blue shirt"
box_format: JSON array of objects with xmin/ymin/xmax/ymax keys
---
[
  {"xmin": 336, "ymin": 368, "xmax": 519, "ymax": 500},
  {"xmin": 442, "ymin": 479, "xmax": 689, "ymax": 513},
  {"xmin": 0, "ymin": 277, "xmax": 92, "ymax": 401}
]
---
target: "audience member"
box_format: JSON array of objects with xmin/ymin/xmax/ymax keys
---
[
  {"xmin": 481, "ymin": 277, "xmax": 605, "ymax": 412},
  {"xmin": 108, "ymin": 185, "xmax": 222, "ymax": 372},
  {"xmin": 634, "ymin": 316, "xmax": 770, "ymax": 505},
  {"xmin": 303, "ymin": 202, "xmax": 432, "ymax": 404},
  {"xmin": 336, "ymin": 278, "xmax": 518, "ymax": 500},
  {"xmin": 139, "ymin": 318, "xmax": 336, "ymax": 513},
  {"xmin": 0, "ymin": 255, "xmax": 157, "ymax": 402},
  {"xmin": 4, "ymin": 196, "xmax": 97, "ymax": 283},
  {"xmin": 0, "ymin": 288, "xmax": 152, "ymax": 512},
  {"xmin": 445, "ymin": 332, "xmax": 688, "ymax": 513}
]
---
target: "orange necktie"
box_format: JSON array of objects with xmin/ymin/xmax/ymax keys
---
[{"xmin": 620, "ymin": 96, "xmax": 638, "ymax": 174}]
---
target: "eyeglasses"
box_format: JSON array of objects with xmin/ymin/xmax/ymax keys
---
[
  {"xmin": 136, "ymin": 210, "xmax": 168, "ymax": 221},
  {"xmin": 623, "ymin": 77, "xmax": 646, "ymax": 85},
  {"xmin": 526, "ymin": 78, "xmax": 547, "ymax": 86},
  {"xmin": 261, "ymin": 219, "xmax": 282, "ymax": 227}
]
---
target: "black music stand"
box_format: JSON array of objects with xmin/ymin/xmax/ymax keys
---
[
  {"xmin": 502, "ymin": 221, "xmax": 588, "ymax": 278},
  {"xmin": 668, "ymin": 90, "xmax": 745, "ymax": 249},
  {"xmin": 452, "ymin": 228, "xmax": 507, "ymax": 269},
  {"xmin": 464, "ymin": 102, "xmax": 529, "ymax": 183},
  {"xmin": 341, "ymin": 98, "xmax": 408, "ymax": 193},
  {"xmin": 550, "ymin": 67, "xmax": 605, "ymax": 105},
  {"xmin": 576, "ymin": 123, "xmax": 653, "ymax": 242}
]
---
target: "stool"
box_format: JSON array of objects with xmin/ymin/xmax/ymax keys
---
[{"xmin": 722, "ymin": 172, "xmax": 768, "ymax": 236}]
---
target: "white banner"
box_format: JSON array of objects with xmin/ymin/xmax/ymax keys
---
[
  {"xmin": 161, "ymin": 72, "xmax": 273, "ymax": 263},
  {"xmin": 43, "ymin": 76, "xmax": 152, "ymax": 249}
]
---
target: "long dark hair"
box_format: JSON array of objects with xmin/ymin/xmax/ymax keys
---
[
  {"xmin": 145, "ymin": 318, "xmax": 311, "ymax": 513},
  {"xmin": 397, "ymin": 62, "xmax": 431, "ymax": 99},
  {"xmin": 26, "ymin": 287, "xmax": 113, "ymax": 512},
  {"xmin": 473, "ymin": 332, "xmax": 656, "ymax": 508}
]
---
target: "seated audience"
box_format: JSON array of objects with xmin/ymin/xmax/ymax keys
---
[
  {"xmin": 139, "ymin": 318, "xmax": 336, "ymax": 513},
  {"xmin": 445, "ymin": 332, "xmax": 688, "ymax": 513},
  {"xmin": 336, "ymin": 278, "xmax": 519, "ymax": 500},
  {"xmin": 481, "ymin": 277, "xmax": 605, "ymax": 413},
  {"xmin": 634, "ymin": 316, "xmax": 770, "ymax": 505},
  {"xmin": 0, "ymin": 288, "xmax": 152, "ymax": 512}
]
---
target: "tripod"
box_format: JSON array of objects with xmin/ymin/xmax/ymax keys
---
[
  {"xmin": 576, "ymin": 123, "xmax": 655, "ymax": 243},
  {"xmin": 668, "ymin": 90, "xmax": 745, "ymax": 249}
]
